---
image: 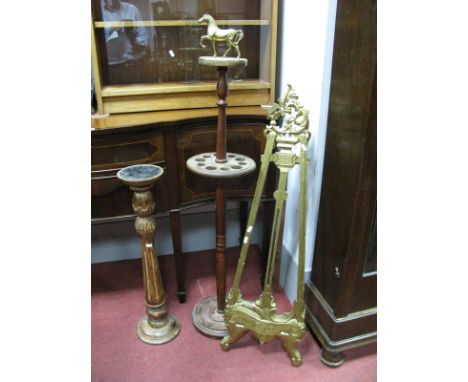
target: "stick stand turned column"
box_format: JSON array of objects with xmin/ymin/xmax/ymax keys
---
[
  {"xmin": 117, "ymin": 164, "xmax": 180, "ymax": 345},
  {"xmin": 186, "ymin": 57, "xmax": 256, "ymax": 338}
]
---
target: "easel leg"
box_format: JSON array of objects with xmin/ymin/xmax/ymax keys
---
[
  {"xmin": 272, "ymin": 212, "xmax": 285, "ymax": 292},
  {"xmin": 261, "ymin": 200, "xmax": 274, "ymax": 287},
  {"xmin": 239, "ymin": 200, "xmax": 248, "ymax": 246}
]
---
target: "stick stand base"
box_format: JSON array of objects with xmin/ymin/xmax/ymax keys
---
[
  {"xmin": 137, "ymin": 315, "xmax": 180, "ymax": 345},
  {"xmin": 192, "ymin": 296, "xmax": 228, "ymax": 338}
]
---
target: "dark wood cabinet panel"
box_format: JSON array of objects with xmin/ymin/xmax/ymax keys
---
[
  {"xmin": 92, "ymin": 129, "xmax": 165, "ymax": 171},
  {"xmin": 91, "ymin": 127, "xmax": 168, "ymax": 218},
  {"xmin": 304, "ymin": 0, "xmax": 376, "ymax": 367}
]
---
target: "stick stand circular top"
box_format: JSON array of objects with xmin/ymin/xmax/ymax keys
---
[
  {"xmin": 117, "ymin": 164, "xmax": 180, "ymax": 345},
  {"xmin": 187, "ymin": 56, "xmax": 255, "ymax": 338}
]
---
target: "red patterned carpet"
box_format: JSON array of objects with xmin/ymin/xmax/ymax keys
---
[{"xmin": 92, "ymin": 246, "xmax": 376, "ymax": 382}]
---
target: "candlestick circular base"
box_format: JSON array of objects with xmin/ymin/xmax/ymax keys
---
[
  {"xmin": 187, "ymin": 152, "xmax": 256, "ymax": 179},
  {"xmin": 137, "ymin": 315, "xmax": 180, "ymax": 345},
  {"xmin": 192, "ymin": 296, "xmax": 228, "ymax": 338}
]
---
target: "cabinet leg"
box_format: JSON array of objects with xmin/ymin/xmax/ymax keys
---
[
  {"xmin": 169, "ymin": 210, "xmax": 186, "ymax": 303},
  {"xmin": 320, "ymin": 348, "xmax": 345, "ymax": 367}
]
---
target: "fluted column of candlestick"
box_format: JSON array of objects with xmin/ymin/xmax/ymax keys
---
[{"xmin": 117, "ymin": 164, "xmax": 180, "ymax": 345}]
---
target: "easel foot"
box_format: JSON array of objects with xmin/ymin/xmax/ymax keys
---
[
  {"xmin": 220, "ymin": 337, "xmax": 231, "ymax": 351},
  {"xmin": 289, "ymin": 351, "xmax": 303, "ymax": 367},
  {"xmin": 282, "ymin": 339, "xmax": 303, "ymax": 367},
  {"xmin": 221, "ymin": 325, "xmax": 247, "ymax": 351}
]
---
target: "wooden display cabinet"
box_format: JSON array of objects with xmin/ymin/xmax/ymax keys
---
[
  {"xmin": 91, "ymin": 1, "xmax": 279, "ymax": 304},
  {"xmin": 92, "ymin": 0, "xmax": 278, "ymax": 116}
]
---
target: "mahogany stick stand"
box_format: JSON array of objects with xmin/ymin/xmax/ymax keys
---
[{"xmin": 186, "ymin": 57, "xmax": 255, "ymax": 338}]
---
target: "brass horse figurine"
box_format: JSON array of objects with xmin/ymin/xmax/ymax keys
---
[{"xmin": 198, "ymin": 14, "xmax": 244, "ymax": 58}]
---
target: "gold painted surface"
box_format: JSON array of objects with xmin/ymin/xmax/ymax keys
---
[
  {"xmin": 222, "ymin": 85, "xmax": 310, "ymax": 366},
  {"xmin": 198, "ymin": 14, "xmax": 245, "ymax": 58}
]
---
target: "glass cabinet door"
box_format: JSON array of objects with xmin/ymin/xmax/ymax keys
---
[{"xmin": 92, "ymin": 0, "xmax": 277, "ymax": 115}]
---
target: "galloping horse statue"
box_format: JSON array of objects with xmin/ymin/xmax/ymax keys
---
[{"xmin": 198, "ymin": 14, "xmax": 244, "ymax": 58}]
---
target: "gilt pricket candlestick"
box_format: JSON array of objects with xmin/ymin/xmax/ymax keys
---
[
  {"xmin": 186, "ymin": 15, "xmax": 255, "ymax": 338},
  {"xmin": 117, "ymin": 164, "xmax": 180, "ymax": 345}
]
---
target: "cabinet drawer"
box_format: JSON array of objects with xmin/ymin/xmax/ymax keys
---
[{"xmin": 92, "ymin": 130, "xmax": 165, "ymax": 171}]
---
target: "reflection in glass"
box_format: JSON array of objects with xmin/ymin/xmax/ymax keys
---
[{"xmin": 100, "ymin": 0, "xmax": 150, "ymax": 84}]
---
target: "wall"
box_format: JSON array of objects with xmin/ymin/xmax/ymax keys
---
[
  {"xmin": 91, "ymin": 202, "xmax": 263, "ymax": 263},
  {"xmin": 277, "ymin": 0, "xmax": 338, "ymax": 302}
]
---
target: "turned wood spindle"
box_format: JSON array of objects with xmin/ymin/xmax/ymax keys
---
[
  {"xmin": 215, "ymin": 67, "xmax": 228, "ymax": 163},
  {"xmin": 215, "ymin": 179, "xmax": 226, "ymax": 312},
  {"xmin": 187, "ymin": 56, "xmax": 254, "ymax": 338}
]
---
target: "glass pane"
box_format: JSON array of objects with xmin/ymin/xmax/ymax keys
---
[
  {"xmin": 93, "ymin": 0, "xmax": 266, "ymax": 22},
  {"xmin": 93, "ymin": 0, "xmax": 271, "ymax": 86}
]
